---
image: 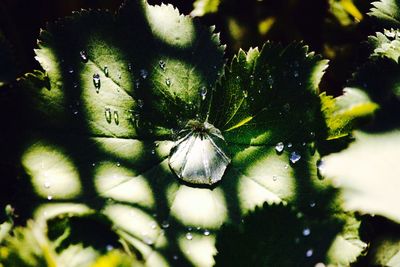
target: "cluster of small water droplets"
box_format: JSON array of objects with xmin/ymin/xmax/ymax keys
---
[
  {"xmin": 185, "ymin": 232, "xmax": 193, "ymax": 240},
  {"xmin": 93, "ymin": 73, "xmax": 101, "ymax": 93}
]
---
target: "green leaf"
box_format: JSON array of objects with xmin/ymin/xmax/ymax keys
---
[
  {"xmin": 191, "ymin": 0, "xmax": 221, "ymax": 17},
  {"xmin": 12, "ymin": 1, "xmax": 365, "ymax": 266},
  {"xmin": 329, "ymin": 0, "xmax": 364, "ymax": 26},
  {"xmin": 320, "ymin": 88, "xmax": 378, "ymax": 140},
  {"xmin": 209, "ymin": 43, "xmax": 329, "ymax": 145},
  {"xmin": 214, "ymin": 203, "xmax": 365, "ymax": 267},
  {"xmin": 369, "ymin": 0, "xmax": 400, "ymax": 27},
  {"xmin": 322, "ymin": 129, "xmax": 400, "ymax": 223},
  {"xmin": 369, "ymin": 29, "xmax": 400, "ymax": 62}
]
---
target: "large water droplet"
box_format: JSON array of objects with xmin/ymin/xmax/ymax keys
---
[
  {"xmin": 47, "ymin": 195, "xmax": 53, "ymax": 200},
  {"xmin": 105, "ymin": 108, "xmax": 112, "ymax": 123},
  {"xmin": 93, "ymin": 73, "xmax": 101, "ymax": 93},
  {"xmin": 185, "ymin": 232, "xmax": 193, "ymax": 240},
  {"xmin": 165, "ymin": 78, "xmax": 171, "ymax": 86},
  {"xmin": 140, "ymin": 69, "xmax": 148, "ymax": 79},
  {"xmin": 275, "ymin": 142, "xmax": 284, "ymax": 153},
  {"xmin": 168, "ymin": 120, "xmax": 231, "ymax": 185},
  {"xmin": 79, "ymin": 50, "xmax": 88, "ymax": 63},
  {"xmin": 306, "ymin": 249, "xmax": 313, "ymax": 257},
  {"xmin": 114, "ymin": 110, "xmax": 119, "ymax": 125},
  {"xmin": 203, "ymin": 229, "xmax": 210, "ymax": 236},
  {"xmin": 104, "ymin": 66, "xmax": 109, "ymax": 77},
  {"xmin": 290, "ymin": 151, "xmax": 301, "ymax": 164}
]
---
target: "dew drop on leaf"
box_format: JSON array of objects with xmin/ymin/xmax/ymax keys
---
[
  {"xmin": 116, "ymin": 162, "xmax": 121, "ymax": 167},
  {"xmin": 137, "ymin": 99, "xmax": 144, "ymax": 109},
  {"xmin": 272, "ymin": 175, "xmax": 278, "ymax": 181},
  {"xmin": 203, "ymin": 229, "xmax": 210, "ymax": 236},
  {"xmin": 143, "ymin": 235, "xmax": 154, "ymax": 245},
  {"xmin": 165, "ymin": 78, "xmax": 171, "ymax": 86},
  {"xmin": 185, "ymin": 232, "xmax": 193, "ymax": 240},
  {"xmin": 290, "ymin": 151, "xmax": 301, "ymax": 164},
  {"xmin": 275, "ymin": 142, "xmax": 284, "ymax": 153},
  {"xmin": 302, "ymin": 228, "xmax": 311, "ymax": 236},
  {"xmin": 243, "ymin": 90, "xmax": 248, "ymax": 98},
  {"xmin": 106, "ymin": 245, "xmax": 114, "ymax": 251},
  {"xmin": 93, "ymin": 73, "xmax": 101, "ymax": 93},
  {"xmin": 306, "ymin": 249, "xmax": 313, "ymax": 257},
  {"xmin": 104, "ymin": 66, "xmax": 109, "ymax": 77},
  {"xmin": 159, "ymin": 60, "xmax": 166, "ymax": 70},
  {"xmin": 287, "ymin": 142, "xmax": 293, "ymax": 148},
  {"xmin": 314, "ymin": 263, "xmax": 326, "ymax": 267},
  {"xmin": 168, "ymin": 120, "xmax": 231, "ymax": 185},
  {"xmin": 200, "ymin": 87, "xmax": 207, "ymax": 100},
  {"xmin": 161, "ymin": 220, "xmax": 170, "ymax": 229},
  {"xmin": 128, "ymin": 63, "xmax": 133, "ymax": 72},
  {"xmin": 113, "ymin": 110, "xmax": 119, "ymax": 125},
  {"xmin": 104, "ymin": 108, "xmax": 112, "ymax": 124},
  {"xmin": 173, "ymin": 255, "xmax": 179, "ymax": 260},
  {"xmin": 79, "ymin": 50, "xmax": 88, "ymax": 63},
  {"xmin": 140, "ymin": 69, "xmax": 148, "ymax": 79},
  {"xmin": 47, "ymin": 195, "xmax": 53, "ymax": 201}
]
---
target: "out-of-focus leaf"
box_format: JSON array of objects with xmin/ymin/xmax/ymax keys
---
[
  {"xmin": 191, "ymin": 0, "xmax": 221, "ymax": 17},
  {"xmin": 329, "ymin": 0, "xmax": 363, "ymax": 26},
  {"xmin": 369, "ymin": 0, "xmax": 400, "ymax": 27},
  {"xmin": 320, "ymin": 88, "xmax": 378, "ymax": 140}
]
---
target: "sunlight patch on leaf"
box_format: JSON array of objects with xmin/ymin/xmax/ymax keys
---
[
  {"xmin": 21, "ymin": 141, "xmax": 82, "ymax": 200},
  {"xmin": 94, "ymin": 163, "xmax": 155, "ymax": 208},
  {"xmin": 178, "ymin": 233, "xmax": 216, "ymax": 267},
  {"xmin": 168, "ymin": 186, "xmax": 228, "ymax": 228}
]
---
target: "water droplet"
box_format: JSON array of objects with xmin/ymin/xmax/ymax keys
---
[
  {"xmin": 150, "ymin": 222, "xmax": 157, "ymax": 229},
  {"xmin": 309, "ymin": 201, "xmax": 316, "ymax": 208},
  {"xmin": 104, "ymin": 66, "xmax": 109, "ymax": 77},
  {"xmin": 290, "ymin": 151, "xmax": 301, "ymax": 164},
  {"xmin": 105, "ymin": 108, "xmax": 112, "ymax": 123},
  {"xmin": 68, "ymin": 67, "xmax": 74, "ymax": 74},
  {"xmin": 296, "ymin": 212, "xmax": 303, "ymax": 218},
  {"xmin": 306, "ymin": 249, "xmax": 313, "ymax": 257},
  {"xmin": 267, "ymin": 75, "xmax": 274, "ymax": 88},
  {"xmin": 92, "ymin": 163, "xmax": 96, "ymax": 167},
  {"xmin": 272, "ymin": 175, "xmax": 278, "ymax": 181},
  {"xmin": 287, "ymin": 143, "xmax": 293, "ymax": 148},
  {"xmin": 93, "ymin": 73, "xmax": 101, "ymax": 93},
  {"xmin": 243, "ymin": 90, "xmax": 248, "ymax": 98},
  {"xmin": 143, "ymin": 235, "xmax": 154, "ymax": 245},
  {"xmin": 302, "ymin": 228, "xmax": 311, "ymax": 236},
  {"xmin": 315, "ymin": 263, "xmax": 326, "ymax": 267},
  {"xmin": 47, "ymin": 195, "xmax": 53, "ymax": 200},
  {"xmin": 137, "ymin": 99, "xmax": 144, "ymax": 108},
  {"xmin": 200, "ymin": 87, "xmax": 207, "ymax": 100},
  {"xmin": 275, "ymin": 142, "xmax": 284, "ymax": 153},
  {"xmin": 203, "ymin": 229, "xmax": 210, "ymax": 236},
  {"xmin": 116, "ymin": 162, "xmax": 121, "ymax": 167},
  {"xmin": 161, "ymin": 220, "xmax": 170, "ymax": 229},
  {"xmin": 310, "ymin": 131, "xmax": 315, "ymax": 139},
  {"xmin": 283, "ymin": 103, "xmax": 290, "ymax": 112},
  {"xmin": 173, "ymin": 255, "xmax": 179, "ymax": 260},
  {"xmin": 151, "ymin": 149, "xmax": 155, "ymax": 155},
  {"xmin": 106, "ymin": 245, "xmax": 114, "ymax": 251},
  {"xmin": 185, "ymin": 232, "xmax": 193, "ymax": 240},
  {"xmin": 79, "ymin": 50, "xmax": 88, "ymax": 63},
  {"xmin": 165, "ymin": 78, "xmax": 171, "ymax": 86},
  {"xmin": 118, "ymin": 72, "xmax": 122, "ymax": 79},
  {"xmin": 284, "ymin": 164, "xmax": 289, "ymax": 169},
  {"xmin": 44, "ymin": 181, "xmax": 51, "ymax": 188},
  {"xmin": 114, "ymin": 110, "xmax": 119, "ymax": 125},
  {"xmin": 159, "ymin": 60, "xmax": 166, "ymax": 70},
  {"xmin": 140, "ymin": 69, "xmax": 148, "ymax": 79},
  {"xmin": 294, "ymin": 70, "xmax": 299, "ymax": 78},
  {"xmin": 187, "ymin": 227, "xmax": 193, "ymax": 231},
  {"xmin": 128, "ymin": 63, "xmax": 133, "ymax": 72}
]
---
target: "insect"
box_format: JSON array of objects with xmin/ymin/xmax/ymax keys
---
[{"xmin": 168, "ymin": 120, "xmax": 231, "ymax": 185}]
